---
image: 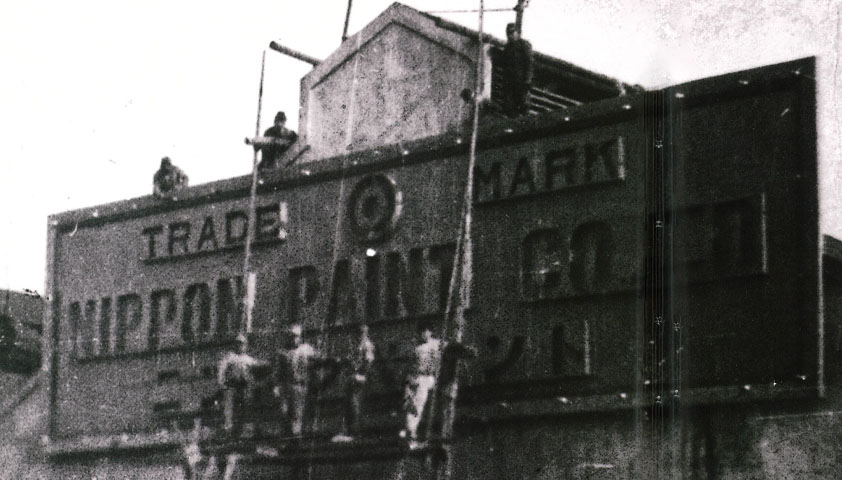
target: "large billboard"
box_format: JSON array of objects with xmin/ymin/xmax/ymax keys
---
[
  {"xmin": 669, "ymin": 58, "xmax": 819, "ymax": 399},
  {"xmin": 44, "ymin": 58, "xmax": 817, "ymax": 448}
]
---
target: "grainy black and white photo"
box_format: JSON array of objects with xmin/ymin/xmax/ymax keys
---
[{"xmin": 2, "ymin": 1, "xmax": 842, "ymax": 478}]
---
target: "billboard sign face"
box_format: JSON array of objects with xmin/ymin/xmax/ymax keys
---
[
  {"xmin": 45, "ymin": 58, "xmax": 817, "ymax": 446},
  {"xmin": 46, "ymin": 97, "xmax": 646, "ymax": 443},
  {"xmin": 668, "ymin": 58, "xmax": 819, "ymax": 397}
]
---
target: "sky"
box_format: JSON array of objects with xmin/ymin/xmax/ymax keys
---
[{"xmin": 1, "ymin": 0, "xmax": 841, "ymax": 292}]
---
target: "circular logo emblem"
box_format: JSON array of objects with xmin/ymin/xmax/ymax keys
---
[{"xmin": 348, "ymin": 174, "xmax": 402, "ymax": 242}]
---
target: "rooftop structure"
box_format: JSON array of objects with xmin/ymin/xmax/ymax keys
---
[{"xmin": 291, "ymin": 2, "xmax": 637, "ymax": 161}]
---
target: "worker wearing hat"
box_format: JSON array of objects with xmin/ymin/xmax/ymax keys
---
[{"xmin": 246, "ymin": 111, "xmax": 298, "ymax": 171}]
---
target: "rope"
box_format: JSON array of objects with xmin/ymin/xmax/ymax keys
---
[
  {"xmin": 433, "ymin": 1, "xmax": 485, "ymax": 478},
  {"xmin": 299, "ymin": 29, "xmax": 365, "ymax": 471},
  {"xmin": 241, "ymin": 50, "xmax": 267, "ymax": 340},
  {"xmin": 323, "ymin": 32, "xmax": 363, "ymax": 348}
]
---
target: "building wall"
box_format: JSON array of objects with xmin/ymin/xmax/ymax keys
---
[
  {"xmin": 296, "ymin": 4, "xmax": 485, "ymax": 162},
  {"xmin": 1, "ymin": 290, "xmax": 44, "ymax": 374},
  {"xmin": 6, "ymin": 390, "xmax": 842, "ymax": 479},
  {"xmin": 303, "ymin": 24, "xmax": 474, "ymax": 159},
  {"xmin": 0, "ymin": 379, "xmax": 185, "ymax": 479}
]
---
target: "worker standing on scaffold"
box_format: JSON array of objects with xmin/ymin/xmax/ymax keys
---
[
  {"xmin": 217, "ymin": 334, "xmax": 263, "ymax": 437},
  {"xmin": 333, "ymin": 324, "xmax": 376, "ymax": 442},
  {"xmin": 400, "ymin": 322, "xmax": 442, "ymax": 449},
  {"xmin": 276, "ymin": 323, "xmax": 318, "ymax": 436}
]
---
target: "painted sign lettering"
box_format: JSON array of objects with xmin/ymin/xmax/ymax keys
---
[
  {"xmin": 141, "ymin": 202, "xmax": 288, "ymax": 263},
  {"xmin": 673, "ymin": 194, "xmax": 767, "ymax": 281},
  {"xmin": 68, "ymin": 241, "xmax": 457, "ymax": 360},
  {"xmin": 521, "ymin": 218, "xmax": 638, "ymax": 300},
  {"xmin": 474, "ymin": 137, "xmax": 626, "ymax": 203},
  {"xmin": 68, "ymin": 276, "xmax": 244, "ymax": 359},
  {"xmin": 289, "ymin": 243, "xmax": 455, "ymax": 327},
  {"xmin": 520, "ymin": 195, "xmax": 767, "ymax": 301}
]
